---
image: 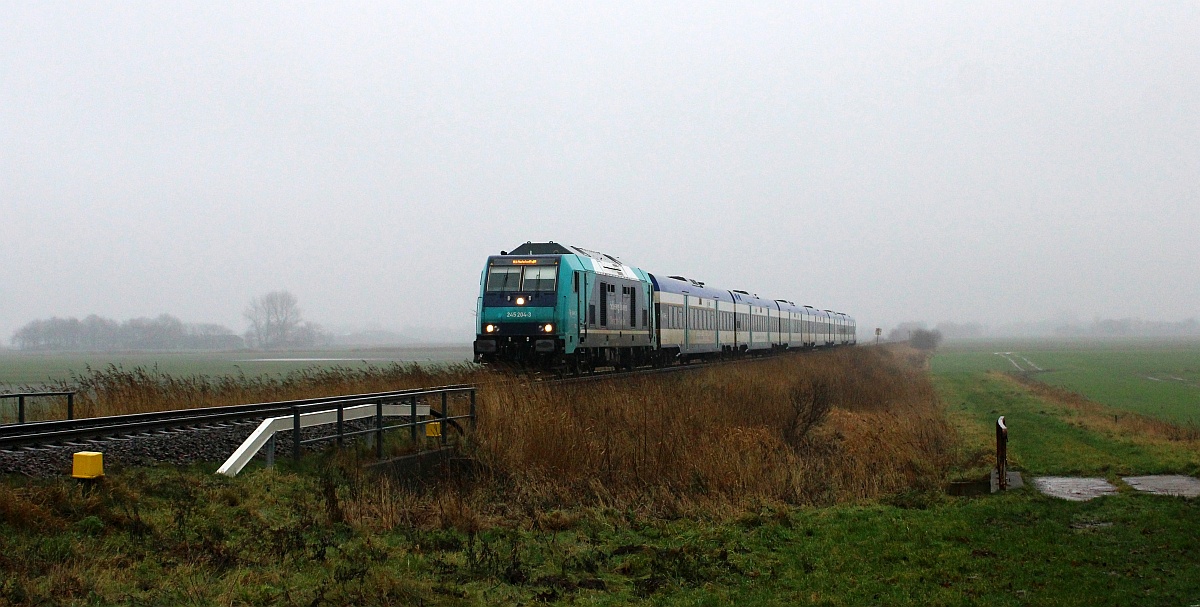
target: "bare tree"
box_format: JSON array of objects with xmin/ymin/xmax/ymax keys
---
[{"xmin": 244, "ymin": 290, "xmax": 304, "ymax": 349}]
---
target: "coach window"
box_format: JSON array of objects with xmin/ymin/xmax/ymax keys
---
[{"xmin": 486, "ymin": 266, "xmax": 522, "ymax": 292}]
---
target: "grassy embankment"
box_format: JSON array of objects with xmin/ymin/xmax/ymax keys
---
[
  {"xmin": 934, "ymin": 342, "xmax": 1200, "ymax": 477},
  {"xmin": 2, "ymin": 343, "xmax": 1200, "ymax": 605}
]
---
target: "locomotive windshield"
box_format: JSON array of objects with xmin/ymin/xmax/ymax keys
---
[
  {"xmin": 486, "ymin": 267, "xmax": 522, "ymax": 292},
  {"xmin": 521, "ymin": 266, "xmax": 557, "ymax": 292},
  {"xmin": 485, "ymin": 264, "xmax": 558, "ymax": 293}
]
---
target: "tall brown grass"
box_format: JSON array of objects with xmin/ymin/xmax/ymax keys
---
[
  {"xmin": 473, "ymin": 346, "xmax": 953, "ymax": 511},
  {"xmin": 344, "ymin": 346, "xmax": 957, "ymax": 528},
  {"xmin": 6, "ymin": 347, "xmax": 955, "ymax": 524},
  {"xmin": 11, "ymin": 363, "xmax": 486, "ymax": 419}
]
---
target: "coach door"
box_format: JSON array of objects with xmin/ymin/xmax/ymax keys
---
[{"xmin": 575, "ymin": 271, "xmax": 586, "ymax": 343}]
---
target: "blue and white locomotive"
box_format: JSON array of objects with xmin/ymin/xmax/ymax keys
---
[{"xmin": 473, "ymin": 242, "xmax": 855, "ymax": 370}]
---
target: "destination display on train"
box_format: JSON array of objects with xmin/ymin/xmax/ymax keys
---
[{"xmin": 496, "ymin": 257, "xmax": 557, "ymax": 266}]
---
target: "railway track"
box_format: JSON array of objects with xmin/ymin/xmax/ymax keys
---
[
  {"xmin": 519, "ymin": 350, "xmax": 782, "ymax": 385},
  {"xmin": 0, "ymin": 386, "xmax": 469, "ymax": 476},
  {"xmin": 0, "ymin": 348, "xmax": 825, "ymax": 475}
]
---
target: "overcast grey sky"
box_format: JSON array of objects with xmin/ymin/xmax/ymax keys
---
[{"xmin": 3, "ymin": 1, "xmax": 1198, "ymax": 341}]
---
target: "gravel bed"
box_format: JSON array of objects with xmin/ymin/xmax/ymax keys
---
[{"xmin": 0, "ymin": 417, "xmax": 399, "ymax": 477}]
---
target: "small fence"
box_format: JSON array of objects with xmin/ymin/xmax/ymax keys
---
[
  {"xmin": 218, "ymin": 385, "xmax": 476, "ymax": 476},
  {"xmin": 1, "ymin": 392, "xmax": 76, "ymax": 425}
]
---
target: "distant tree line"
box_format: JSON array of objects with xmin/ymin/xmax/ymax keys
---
[
  {"xmin": 10, "ymin": 291, "xmax": 332, "ymax": 352},
  {"xmin": 1055, "ymin": 317, "xmax": 1200, "ymax": 338},
  {"xmin": 10, "ymin": 314, "xmax": 243, "ymax": 352},
  {"xmin": 888, "ymin": 317, "xmax": 1200, "ymax": 342}
]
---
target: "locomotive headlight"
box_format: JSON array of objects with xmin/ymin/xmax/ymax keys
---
[
  {"xmin": 543, "ymin": 324, "xmax": 554, "ymax": 333},
  {"xmin": 485, "ymin": 324, "xmax": 497, "ymax": 333},
  {"xmin": 515, "ymin": 297, "xmax": 526, "ymax": 305}
]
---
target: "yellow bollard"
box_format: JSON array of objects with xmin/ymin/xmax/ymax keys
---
[
  {"xmin": 425, "ymin": 422, "xmax": 442, "ymax": 438},
  {"xmin": 72, "ymin": 452, "xmax": 104, "ymax": 479}
]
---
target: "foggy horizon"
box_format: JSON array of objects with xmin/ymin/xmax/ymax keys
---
[{"xmin": 4, "ymin": 2, "xmax": 1198, "ymax": 345}]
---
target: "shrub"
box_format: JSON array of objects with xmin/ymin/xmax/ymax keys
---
[{"xmin": 910, "ymin": 328, "xmax": 943, "ymax": 351}]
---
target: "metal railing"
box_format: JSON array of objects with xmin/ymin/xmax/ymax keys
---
[
  {"xmin": 0, "ymin": 385, "xmax": 470, "ymax": 451},
  {"xmin": 286, "ymin": 385, "xmax": 476, "ymax": 461},
  {"xmin": 218, "ymin": 385, "xmax": 477, "ymax": 476},
  {"xmin": 1, "ymin": 392, "xmax": 76, "ymax": 424},
  {"xmin": 996, "ymin": 416, "xmax": 1008, "ymax": 491}
]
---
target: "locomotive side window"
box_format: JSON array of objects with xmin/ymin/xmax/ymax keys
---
[
  {"xmin": 630, "ymin": 290, "xmax": 637, "ymax": 327},
  {"xmin": 522, "ymin": 266, "xmax": 557, "ymax": 292},
  {"xmin": 486, "ymin": 266, "xmax": 522, "ymax": 292}
]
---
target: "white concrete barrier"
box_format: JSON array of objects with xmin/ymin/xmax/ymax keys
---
[{"xmin": 217, "ymin": 402, "xmax": 430, "ymax": 476}]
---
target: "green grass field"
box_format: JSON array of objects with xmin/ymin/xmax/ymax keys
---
[
  {"xmin": 0, "ymin": 346, "xmax": 474, "ymax": 389},
  {"xmin": 934, "ymin": 339, "xmax": 1200, "ymax": 425},
  {"xmin": 4, "ymin": 343, "xmax": 1200, "ymax": 605}
]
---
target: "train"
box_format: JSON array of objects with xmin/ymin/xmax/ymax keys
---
[{"xmin": 473, "ymin": 242, "xmax": 856, "ymax": 371}]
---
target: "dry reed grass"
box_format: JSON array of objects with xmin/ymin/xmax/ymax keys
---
[
  {"xmin": 343, "ymin": 345, "xmax": 956, "ymax": 529},
  {"xmin": 13, "ymin": 363, "xmax": 486, "ymax": 419},
  {"xmin": 4, "ymin": 347, "xmax": 955, "ymax": 529}
]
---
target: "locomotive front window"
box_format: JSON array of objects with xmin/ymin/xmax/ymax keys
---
[
  {"xmin": 522, "ymin": 266, "xmax": 557, "ymax": 292},
  {"xmin": 486, "ymin": 267, "xmax": 523, "ymax": 292}
]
